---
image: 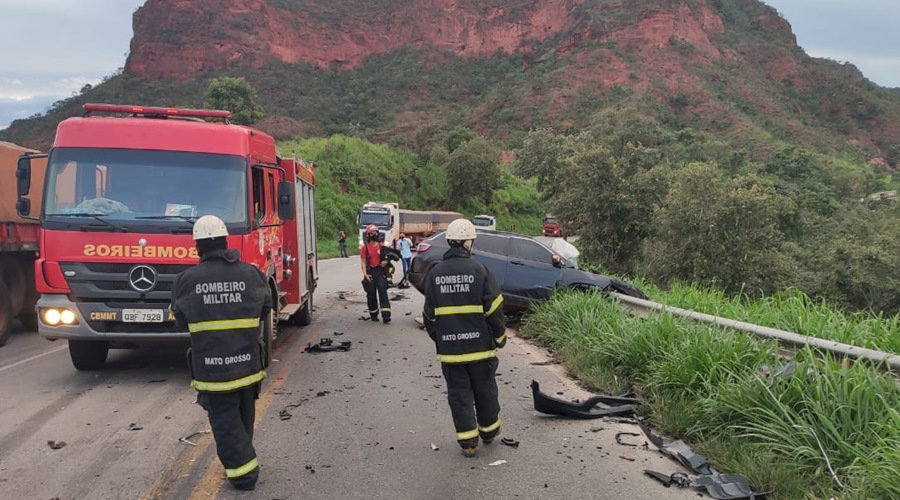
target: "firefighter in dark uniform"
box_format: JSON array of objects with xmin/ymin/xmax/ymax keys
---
[
  {"xmin": 171, "ymin": 215, "xmax": 272, "ymax": 491},
  {"xmin": 360, "ymin": 224, "xmax": 392, "ymax": 323},
  {"xmin": 423, "ymin": 219, "xmax": 506, "ymax": 457}
]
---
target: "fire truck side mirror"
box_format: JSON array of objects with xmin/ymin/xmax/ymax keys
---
[
  {"xmin": 277, "ymin": 181, "xmax": 295, "ymax": 221},
  {"xmin": 16, "ymin": 155, "xmax": 32, "ymax": 197}
]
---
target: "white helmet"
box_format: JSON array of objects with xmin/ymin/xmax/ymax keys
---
[
  {"xmin": 446, "ymin": 218, "xmax": 477, "ymax": 241},
  {"xmin": 192, "ymin": 214, "xmax": 228, "ymax": 240}
]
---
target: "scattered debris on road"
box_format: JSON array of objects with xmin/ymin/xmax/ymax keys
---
[
  {"xmin": 431, "ymin": 443, "xmax": 439, "ymax": 451},
  {"xmin": 488, "ymin": 460, "xmax": 507, "ymax": 466},
  {"xmin": 147, "ymin": 379, "xmax": 167, "ymax": 383},
  {"xmin": 178, "ymin": 430, "xmax": 211, "ymax": 446},
  {"xmin": 500, "ymin": 437, "xmax": 519, "ymax": 448},
  {"xmin": 47, "ymin": 440, "xmax": 66, "ymax": 450},
  {"xmin": 531, "ymin": 380, "xmax": 638, "ymax": 419},
  {"xmin": 333, "ymin": 331, "xmax": 344, "ymax": 336},
  {"xmin": 279, "ymin": 398, "xmax": 309, "ymax": 421},
  {"xmin": 614, "ymin": 432, "xmax": 641, "ymax": 447},
  {"xmin": 618, "ymin": 455, "xmax": 636, "ymax": 462},
  {"xmin": 304, "ymin": 338, "xmax": 352, "ymax": 353},
  {"xmin": 127, "ymin": 423, "xmax": 144, "ymax": 431}
]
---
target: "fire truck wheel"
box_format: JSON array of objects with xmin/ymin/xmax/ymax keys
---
[
  {"xmin": 0, "ymin": 281, "xmax": 11, "ymax": 347},
  {"xmin": 68, "ymin": 340, "xmax": 109, "ymax": 370},
  {"xmin": 291, "ymin": 272, "xmax": 314, "ymax": 326},
  {"xmin": 260, "ymin": 308, "xmax": 275, "ymax": 369}
]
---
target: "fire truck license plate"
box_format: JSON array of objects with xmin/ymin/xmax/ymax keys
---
[{"xmin": 122, "ymin": 309, "xmax": 164, "ymax": 323}]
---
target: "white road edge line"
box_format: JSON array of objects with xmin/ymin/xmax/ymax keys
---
[{"xmin": 0, "ymin": 345, "xmax": 69, "ymax": 373}]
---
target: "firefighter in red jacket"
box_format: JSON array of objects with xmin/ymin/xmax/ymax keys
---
[
  {"xmin": 360, "ymin": 224, "xmax": 392, "ymax": 323},
  {"xmin": 423, "ymin": 219, "xmax": 506, "ymax": 457},
  {"xmin": 171, "ymin": 215, "xmax": 272, "ymax": 491}
]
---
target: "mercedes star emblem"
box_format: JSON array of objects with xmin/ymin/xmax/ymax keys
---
[{"xmin": 128, "ymin": 265, "xmax": 158, "ymax": 293}]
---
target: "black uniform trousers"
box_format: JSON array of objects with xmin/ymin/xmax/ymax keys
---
[
  {"xmin": 197, "ymin": 384, "xmax": 260, "ymax": 490},
  {"xmin": 441, "ymin": 358, "xmax": 501, "ymax": 448},
  {"xmin": 365, "ymin": 267, "xmax": 391, "ymax": 322}
]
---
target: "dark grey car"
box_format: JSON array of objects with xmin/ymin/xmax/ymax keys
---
[{"xmin": 408, "ymin": 229, "xmax": 648, "ymax": 310}]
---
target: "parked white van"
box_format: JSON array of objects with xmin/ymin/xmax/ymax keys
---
[{"xmin": 472, "ymin": 214, "xmax": 497, "ymax": 231}]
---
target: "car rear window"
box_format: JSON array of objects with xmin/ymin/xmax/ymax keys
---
[
  {"xmin": 474, "ymin": 234, "xmax": 508, "ymax": 255},
  {"xmin": 510, "ymin": 238, "xmax": 553, "ymax": 263}
]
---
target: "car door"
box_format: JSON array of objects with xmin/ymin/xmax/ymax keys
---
[
  {"xmin": 470, "ymin": 233, "xmax": 510, "ymax": 291},
  {"xmin": 503, "ymin": 237, "xmax": 563, "ymax": 305}
]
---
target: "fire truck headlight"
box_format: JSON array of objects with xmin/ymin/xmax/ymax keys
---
[
  {"xmin": 43, "ymin": 309, "xmax": 62, "ymax": 326},
  {"xmin": 60, "ymin": 310, "xmax": 77, "ymax": 325}
]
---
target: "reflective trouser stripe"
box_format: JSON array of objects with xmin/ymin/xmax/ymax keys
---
[
  {"xmin": 485, "ymin": 294, "xmax": 503, "ymax": 316},
  {"xmin": 437, "ymin": 350, "xmax": 497, "ymax": 364},
  {"xmin": 456, "ymin": 429, "xmax": 479, "ymax": 441},
  {"xmin": 479, "ymin": 418, "xmax": 501, "ymax": 433},
  {"xmin": 192, "ymin": 370, "xmax": 266, "ymax": 392},
  {"xmin": 495, "ymin": 330, "xmax": 507, "ymax": 344},
  {"xmin": 188, "ymin": 317, "xmax": 259, "ymax": 333},
  {"xmin": 380, "ymin": 307, "xmax": 391, "ymax": 313},
  {"xmin": 434, "ymin": 304, "xmax": 482, "ymax": 316},
  {"xmin": 225, "ymin": 457, "xmax": 259, "ymax": 478}
]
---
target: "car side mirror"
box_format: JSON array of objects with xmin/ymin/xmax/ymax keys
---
[
  {"xmin": 277, "ymin": 181, "xmax": 295, "ymax": 221},
  {"xmin": 552, "ymin": 255, "xmax": 562, "ymax": 268}
]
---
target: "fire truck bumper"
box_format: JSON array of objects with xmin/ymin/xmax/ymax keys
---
[{"xmin": 36, "ymin": 294, "xmax": 190, "ymax": 342}]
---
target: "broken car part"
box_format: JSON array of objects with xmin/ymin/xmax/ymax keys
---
[
  {"xmin": 641, "ymin": 425, "xmax": 768, "ymax": 500},
  {"xmin": 531, "ymin": 380, "xmax": 638, "ymax": 419},
  {"xmin": 500, "ymin": 437, "xmax": 520, "ymax": 448},
  {"xmin": 304, "ymin": 338, "xmax": 352, "ymax": 353}
]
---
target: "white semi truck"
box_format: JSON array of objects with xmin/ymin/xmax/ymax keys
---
[{"xmin": 357, "ymin": 202, "xmax": 461, "ymax": 248}]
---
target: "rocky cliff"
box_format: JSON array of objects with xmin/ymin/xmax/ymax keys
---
[{"xmin": 5, "ymin": 0, "xmax": 900, "ymax": 167}]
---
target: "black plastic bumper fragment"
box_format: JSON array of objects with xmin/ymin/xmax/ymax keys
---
[
  {"xmin": 304, "ymin": 338, "xmax": 352, "ymax": 353},
  {"xmin": 531, "ymin": 380, "xmax": 639, "ymax": 419}
]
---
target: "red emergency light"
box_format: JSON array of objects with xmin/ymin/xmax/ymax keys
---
[{"xmin": 83, "ymin": 103, "xmax": 232, "ymax": 119}]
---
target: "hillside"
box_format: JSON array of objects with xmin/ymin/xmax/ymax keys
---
[{"xmin": 3, "ymin": 0, "xmax": 900, "ymax": 168}]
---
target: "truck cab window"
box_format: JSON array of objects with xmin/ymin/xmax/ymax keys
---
[{"xmin": 252, "ymin": 168, "xmax": 266, "ymax": 221}]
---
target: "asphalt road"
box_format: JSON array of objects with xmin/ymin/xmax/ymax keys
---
[{"xmin": 0, "ymin": 256, "xmax": 698, "ymax": 500}]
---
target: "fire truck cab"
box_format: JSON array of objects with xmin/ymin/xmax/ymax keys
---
[{"xmin": 15, "ymin": 104, "xmax": 317, "ymax": 370}]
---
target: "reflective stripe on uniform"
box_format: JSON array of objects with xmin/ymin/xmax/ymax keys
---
[
  {"xmin": 191, "ymin": 370, "xmax": 266, "ymax": 392},
  {"xmin": 188, "ymin": 317, "xmax": 259, "ymax": 333},
  {"xmin": 434, "ymin": 304, "xmax": 482, "ymax": 316},
  {"xmin": 436, "ymin": 350, "xmax": 497, "ymax": 364},
  {"xmin": 495, "ymin": 330, "xmax": 507, "ymax": 344},
  {"xmin": 479, "ymin": 418, "xmax": 501, "ymax": 433},
  {"xmin": 456, "ymin": 429, "xmax": 479, "ymax": 441},
  {"xmin": 225, "ymin": 457, "xmax": 259, "ymax": 478},
  {"xmin": 380, "ymin": 307, "xmax": 391, "ymax": 313},
  {"xmin": 485, "ymin": 294, "xmax": 503, "ymax": 316}
]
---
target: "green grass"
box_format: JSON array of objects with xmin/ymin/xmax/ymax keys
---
[{"xmin": 518, "ymin": 289, "xmax": 900, "ymax": 499}]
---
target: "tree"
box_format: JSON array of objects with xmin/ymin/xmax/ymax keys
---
[
  {"xmin": 203, "ymin": 77, "xmax": 265, "ymax": 125},
  {"xmin": 443, "ymin": 126, "xmax": 476, "ymax": 154},
  {"xmin": 444, "ymin": 136, "xmax": 501, "ymax": 210}
]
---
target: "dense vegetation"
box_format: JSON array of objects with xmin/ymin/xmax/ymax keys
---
[{"xmin": 519, "ymin": 289, "xmax": 900, "ymax": 500}]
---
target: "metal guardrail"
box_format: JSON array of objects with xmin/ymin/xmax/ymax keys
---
[{"xmin": 612, "ymin": 293, "xmax": 900, "ymax": 373}]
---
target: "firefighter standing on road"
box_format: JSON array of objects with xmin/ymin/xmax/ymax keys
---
[
  {"xmin": 171, "ymin": 215, "xmax": 272, "ymax": 491},
  {"xmin": 361, "ymin": 224, "xmax": 392, "ymax": 323},
  {"xmin": 423, "ymin": 219, "xmax": 506, "ymax": 457}
]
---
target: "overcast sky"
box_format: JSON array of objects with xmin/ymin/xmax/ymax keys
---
[{"xmin": 1, "ymin": 0, "xmax": 899, "ymax": 129}]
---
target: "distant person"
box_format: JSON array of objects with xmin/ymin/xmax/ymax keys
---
[
  {"xmin": 422, "ymin": 219, "xmax": 506, "ymax": 457},
  {"xmin": 171, "ymin": 215, "xmax": 272, "ymax": 491},
  {"xmin": 396, "ymin": 232, "xmax": 413, "ymax": 285},
  {"xmin": 360, "ymin": 224, "xmax": 392, "ymax": 323},
  {"xmin": 338, "ymin": 230, "xmax": 349, "ymax": 258}
]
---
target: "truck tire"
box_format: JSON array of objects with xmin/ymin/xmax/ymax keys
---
[
  {"xmin": 68, "ymin": 340, "xmax": 109, "ymax": 370},
  {"xmin": 0, "ymin": 281, "xmax": 12, "ymax": 347},
  {"xmin": 290, "ymin": 270, "xmax": 314, "ymax": 326},
  {"xmin": 0, "ymin": 263, "xmax": 26, "ymax": 317}
]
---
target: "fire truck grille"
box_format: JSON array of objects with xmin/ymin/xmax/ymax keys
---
[{"xmin": 60, "ymin": 263, "xmax": 191, "ymax": 301}]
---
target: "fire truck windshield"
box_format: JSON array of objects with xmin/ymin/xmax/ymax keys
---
[
  {"xmin": 43, "ymin": 148, "xmax": 248, "ymax": 230},
  {"xmin": 359, "ymin": 212, "xmax": 390, "ymax": 228}
]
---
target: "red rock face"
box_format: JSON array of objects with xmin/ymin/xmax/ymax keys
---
[{"xmin": 125, "ymin": 0, "xmax": 731, "ymax": 80}]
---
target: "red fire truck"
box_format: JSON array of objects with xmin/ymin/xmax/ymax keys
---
[{"xmin": 15, "ymin": 104, "xmax": 317, "ymax": 370}]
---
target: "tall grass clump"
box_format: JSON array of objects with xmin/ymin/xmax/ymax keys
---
[{"xmin": 519, "ymin": 289, "xmax": 900, "ymax": 499}]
